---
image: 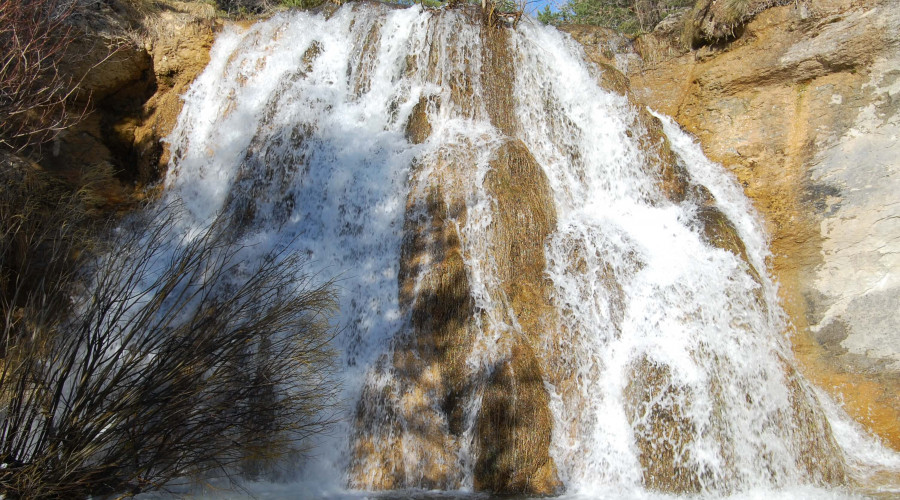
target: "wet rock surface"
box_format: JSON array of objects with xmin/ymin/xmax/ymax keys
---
[
  {"xmin": 23, "ymin": 1, "xmax": 896, "ymax": 494},
  {"xmin": 588, "ymin": 0, "xmax": 900, "ymax": 450}
]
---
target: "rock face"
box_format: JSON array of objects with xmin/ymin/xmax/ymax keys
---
[
  {"xmin": 129, "ymin": 2, "xmax": 218, "ymax": 186},
  {"xmin": 46, "ymin": 1, "xmax": 216, "ymax": 203},
  {"xmin": 577, "ymin": 0, "xmax": 900, "ymax": 450},
  {"xmin": 349, "ymin": 16, "xmax": 562, "ymax": 493}
]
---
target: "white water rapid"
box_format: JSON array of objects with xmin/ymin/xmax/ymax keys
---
[{"xmin": 156, "ymin": 3, "xmax": 900, "ymax": 498}]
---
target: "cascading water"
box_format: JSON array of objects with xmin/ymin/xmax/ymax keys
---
[{"xmin": 160, "ymin": 3, "xmax": 900, "ymax": 497}]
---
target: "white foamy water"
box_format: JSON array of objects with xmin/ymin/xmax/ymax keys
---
[
  {"xmin": 154, "ymin": 4, "xmax": 900, "ymax": 498},
  {"xmin": 511, "ymin": 22, "xmax": 799, "ymax": 492}
]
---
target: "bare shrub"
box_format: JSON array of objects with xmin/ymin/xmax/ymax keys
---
[
  {"xmin": 0, "ymin": 192, "xmax": 340, "ymax": 498},
  {"xmin": 681, "ymin": 0, "xmax": 792, "ymax": 47},
  {"xmin": 0, "ymin": 0, "xmax": 88, "ymax": 153},
  {"xmin": 0, "ymin": 151, "xmax": 95, "ymax": 351}
]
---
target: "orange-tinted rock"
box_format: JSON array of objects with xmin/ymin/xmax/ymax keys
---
[
  {"xmin": 614, "ymin": 0, "xmax": 900, "ymax": 455},
  {"xmin": 475, "ymin": 339, "xmax": 560, "ymax": 494},
  {"xmin": 131, "ymin": 3, "xmax": 218, "ymax": 186}
]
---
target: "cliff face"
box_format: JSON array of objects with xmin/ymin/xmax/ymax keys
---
[
  {"xmin": 571, "ymin": 0, "xmax": 900, "ymax": 450},
  {"xmin": 43, "ymin": 0, "xmax": 216, "ymax": 205},
  {"xmin": 57, "ymin": 5, "xmax": 900, "ymax": 461},
  {"xmin": 157, "ymin": 3, "xmax": 866, "ymax": 492}
]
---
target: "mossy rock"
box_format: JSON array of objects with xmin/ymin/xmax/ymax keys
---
[
  {"xmin": 475, "ymin": 339, "xmax": 561, "ymax": 494},
  {"xmin": 624, "ymin": 356, "xmax": 704, "ymax": 493},
  {"xmin": 406, "ymin": 95, "xmax": 435, "ymax": 145},
  {"xmin": 475, "ymin": 140, "xmax": 562, "ymax": 494},
  {"xmin": 410, "ymin": 187, "xmax": 477, "ymax": 435},
  {"xmin": 682, "ymin": 0, "xmax": 793, "ymax": 48},
  {"xmin": 630, "ymin": 109, "xmax": 692, "ymax": 204},
  {"xmin": 480, "ymin": 25, "xmax": 517, "ymax": 135},
  {"xmin": 694, "ymin": 203, "xmax": 763, "ymax": 288},
  {"xmin": 485, "ymin": 139, "xmax": 557, "ymax": 320},
  {"xmin": 782, "ymin": 361, "xmax": 847, "ymax": 485}
]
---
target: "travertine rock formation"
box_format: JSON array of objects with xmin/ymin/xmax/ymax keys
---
[{"xmin": 572, "ymin": 0, "xmax": 900, "ymax": 450}]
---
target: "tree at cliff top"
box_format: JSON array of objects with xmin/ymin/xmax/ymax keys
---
[{"xmin": 538, "ymin": 0, "xmax": 691, "ymax": 33}]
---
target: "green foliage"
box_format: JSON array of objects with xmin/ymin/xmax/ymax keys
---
[
  {"xmin": 537, "ymin": 5, "xmax": 565, "ymax": 24},
  {"xmin": 540, "ymin": 0, "xmax": 692, "ymax": 35},
  {"xmin": 493, "ymin": 0, "xmax": 520, "ymax": 13},
  {"xmin": 279, "ymin": 0, "xmax": 326, "ymax": 9},
  {"xmin": 575, "ymin": 0, "xmax": 642, "ymax": 32}
]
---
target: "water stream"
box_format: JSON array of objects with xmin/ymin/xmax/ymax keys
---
[{"xmin": 157, "ymin": 3, "xmax": 900, "ymax": 497}]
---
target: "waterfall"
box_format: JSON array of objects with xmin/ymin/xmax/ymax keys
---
[{"xmin": 161, "ymin": 3, "xmax": 899, "ymax": 497}]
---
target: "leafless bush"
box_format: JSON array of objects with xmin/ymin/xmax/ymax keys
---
[
  {"xmin": 0, "ymin": 152, "xmax": 95, "ymax": 351},
  {"xmin": 0, "ymin": 0, "xmax": 90, "ymax": 153},
  {"xmin": 0, "ymin": 192, "xmax": 341, "ymax": 498}
]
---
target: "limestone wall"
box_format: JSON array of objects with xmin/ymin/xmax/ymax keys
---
[{"xmin": 572, "ymin": 0, "xmax": 900, "ymax": 449}]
